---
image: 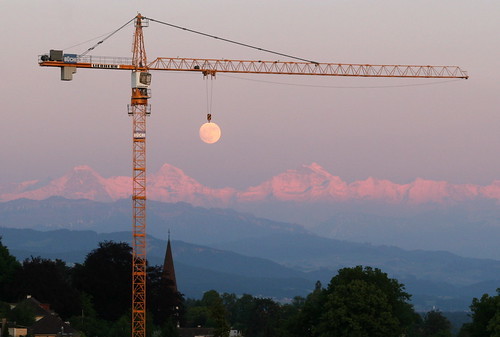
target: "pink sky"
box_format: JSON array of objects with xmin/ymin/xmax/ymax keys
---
[{"xmin": 1, "ymin": 1, "xmax": 499, "ymax": 189}]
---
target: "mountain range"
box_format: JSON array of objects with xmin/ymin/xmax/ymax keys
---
[
  {"xmin": 1, "ymin": 164, "xmax": 498, "ymax": 311},
  {"xmin": 1, "ymin": 163, "xmax": 499, "ymax": 259},
  {"xmin": 1, "ymin": 163, "xmax": 499, "ymax": 206}
]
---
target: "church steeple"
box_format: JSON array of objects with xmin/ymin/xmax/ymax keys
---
[{"xmin": 162, "ymin": 230, "xmax": 178, "ymax": 293}]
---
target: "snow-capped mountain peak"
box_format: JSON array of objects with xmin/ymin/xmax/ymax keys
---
[{"xmin": 1, "ymin": 163, "xmax": 498, "ymax": 207}]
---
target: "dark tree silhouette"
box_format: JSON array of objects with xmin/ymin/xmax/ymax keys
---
[
  {"xmin": 72, "ymin": 241, "xmax": 132, "ymax": 321},
  {"xmin": 147, "ymin": 265, "xmax": 184, "ymax": 327},
  {"xmin": 422, "ymin": 310, "xmax": 452, "ymax": 337},
  {"xmin": 11, "ymin": 257, "xmax": 80, "ymax": 319},
  {"xmin": 0, "ymin": 236, "xmax": 21, "ymax": 301}
]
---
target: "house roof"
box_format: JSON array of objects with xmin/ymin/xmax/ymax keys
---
[
  {"xmin": 30, "ymin": 314, "xmax": 78, "ymax": 335},
  {"xmin": 15, "ymin": 296, "xmax": 54, "ymax": 317}
]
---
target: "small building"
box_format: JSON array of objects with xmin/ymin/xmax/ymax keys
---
[
  {"xmin": 7, "ymin": 322, "xmax": 28, "ymax": 337},
  {"xmin": 7, "ymin": 296, "xmax": 80, "ymax": 337}
]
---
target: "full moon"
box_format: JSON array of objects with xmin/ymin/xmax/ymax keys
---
[{"xmin": 199, "ymin": 122, "xmax": 221, "ymax": 144}]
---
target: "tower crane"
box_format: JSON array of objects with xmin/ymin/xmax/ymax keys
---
[{"xmin": 38, "ymin": 13, "xmax": 468, "ymax": 337}]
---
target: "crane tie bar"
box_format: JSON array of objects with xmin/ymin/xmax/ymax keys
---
[
  {"xmin": 80, "ymin": 16, "xmax": 136, "ymax": 57},
  {"xmin": 144, "ymin": 16, "xmax": 320, "ymax": 65}
]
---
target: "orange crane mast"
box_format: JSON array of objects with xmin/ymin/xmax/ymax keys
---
[
  {"xmin": 38, "ymin": 13, "xmax": 468, "ymax": 337},
  {"xmin": 129, "ymin": 15, "xmax": 149, "ymax": 337}
]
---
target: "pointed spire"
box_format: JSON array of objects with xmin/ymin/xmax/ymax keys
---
[{"xmin": 162, "ymin": 231, "xmax": 178, "ymax": 293}]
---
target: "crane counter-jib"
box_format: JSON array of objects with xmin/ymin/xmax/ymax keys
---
[
  {"xmin": 38, "ymin": 55, "xmax": 137, "ymax": 70},
  {"xmin": 39, "ymin": 60, "xmax": 137, "ymax": 70},
  {"xmin": 38, "ymin": 53, "xmax": 469, "ymax": 79}
]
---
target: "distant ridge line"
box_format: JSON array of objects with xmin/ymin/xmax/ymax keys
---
[{"xmin": 1, "ymin": 163, "xmax": 499, "ymax": 206}]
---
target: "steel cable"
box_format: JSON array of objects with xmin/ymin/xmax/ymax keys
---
[
  {"xmin": 79, "ymin": 16, "xmax": 136, "ymax": 57},
  {"xmin": 145, "ymin": 17, "xmax": 319, "ymax": 64}
]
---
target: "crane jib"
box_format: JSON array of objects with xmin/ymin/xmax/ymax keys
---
[
  {"xmin": 38, "ymin": 50, "xmax": 468, "ymax": 79},
  {"xmin": 39, "ymin": 58, "xmax": 468, "ymax": 79}
]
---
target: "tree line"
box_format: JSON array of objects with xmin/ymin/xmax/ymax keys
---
[{"xmin": 0, "ymin": 238, "xmax": 498, "ymax": 337}]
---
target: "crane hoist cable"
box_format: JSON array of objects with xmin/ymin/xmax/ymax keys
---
[{"xmin": 206, "ymin": 76, "xmax": 215, "ymax": 122}]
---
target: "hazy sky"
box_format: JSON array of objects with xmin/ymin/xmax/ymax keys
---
[{"xmin": 1, "ymin": 1, "xmax": 499, "ymax": 189}]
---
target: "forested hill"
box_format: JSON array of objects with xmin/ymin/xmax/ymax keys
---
[{"xmin": 1, "ymin": 227, "xmax": 499, "ymax": 311}]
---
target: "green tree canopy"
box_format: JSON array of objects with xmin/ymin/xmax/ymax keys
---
[
  {"xmin": 291, "ymin": 282, "xmax": 325, "ymax": 337},
  {"xmin": 315, "ymin": 266, "xmax": 415, "ymax": 337},
  {"xmin": 460, "ymin": 289, "xmax": 500, "ymax": 337},
  {"xmin": 184, "ymin": 290, "xmax": 230, "ymax": 337},
  {"xmin": 227, "ymin": 294, "xmax": 254, "ymax": 332},
  {"xmin": 422, "ymin": 310, "xmax": 452, "ymax": 337}
]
